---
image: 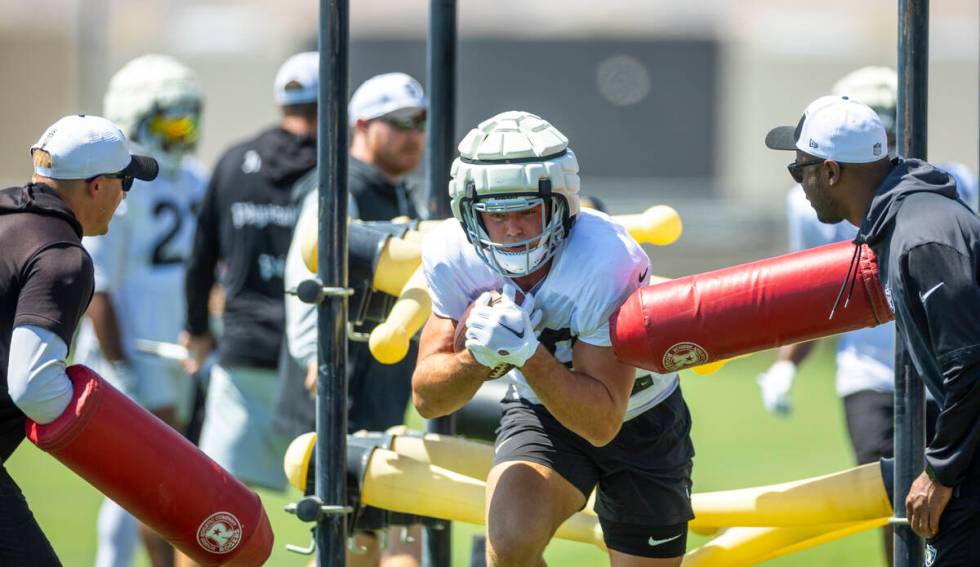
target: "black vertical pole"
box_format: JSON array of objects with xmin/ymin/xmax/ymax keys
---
[
  {"xmin": 423, "ymin": 2, "xmax": 457, "ymax": 566},
  {"xmin": 894, "ymin": 1, "xmax": 928, "ymax": 566},
  {"xmin": 316, "ymin": 0, "xmax": 350, "ymax": 565}
]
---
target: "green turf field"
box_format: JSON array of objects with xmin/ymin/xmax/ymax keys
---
[{"xmin": 7, "ymin": 341, "xmax": 887, "ymax": 566}]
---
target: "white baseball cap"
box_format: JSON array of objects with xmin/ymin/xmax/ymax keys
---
[
  {"xmin": 766, "ymin": 95, "xmax": 888, "ymax": 163},
  {"xmin": 274, "ymin": 51, "xmax": 319, "ymax": 106},
  {"xmin": 31, "ymin": 115, "xmax": 159, "ymax": 182},
  {"xmin": 348, "ymin": 72, "xmax": 426, "ymax": 126}
]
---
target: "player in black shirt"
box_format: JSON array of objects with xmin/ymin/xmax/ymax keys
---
[{"xmin": 0, "ymin": 114, "xmax": 157, "ymax": 565}]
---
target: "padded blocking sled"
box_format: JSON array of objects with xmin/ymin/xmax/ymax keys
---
[
  {"xmin": 26, "ymin": 365, "xmax": 272, "ymax": 566},
  {"xmin": 611, "ymin": 240, "xmax": 892, "ymax": 373}
]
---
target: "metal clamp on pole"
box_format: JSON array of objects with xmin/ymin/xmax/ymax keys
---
[
  {"xmin": 288, "ymin": 278, "xmax": 355, "ymax": 305},
  {"xmin": 284, "ymin": 497, "xmax": 355, "ymax": 556}
]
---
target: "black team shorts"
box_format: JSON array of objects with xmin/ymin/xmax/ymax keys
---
[{"xmin": 492, "ymin": 385, "xmax": 695, "ymax": 558}]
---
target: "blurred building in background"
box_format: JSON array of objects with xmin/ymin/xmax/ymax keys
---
[{"xmin": 2, "ymin": 0, "xmax": 976, "ymax": 273}]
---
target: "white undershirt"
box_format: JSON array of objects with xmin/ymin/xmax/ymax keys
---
[{"xmin": 7, "ymin": 325, "xmax": 73, "ymax": 424}]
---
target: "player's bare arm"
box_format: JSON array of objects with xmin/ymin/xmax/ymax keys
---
[
  {"xmin": 521, "ymin": 339, "xmax": 635, "ymax": 447},
  {"xmin": 87, "ymin": 292, "xmax": 127, "ymax": 362},
  {"xmin": 412, "ymin": 313, "xmax": 494, "ymax": 418}
]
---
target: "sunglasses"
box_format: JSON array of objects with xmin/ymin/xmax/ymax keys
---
[
  {"xmin": 786, "ymin": 160, "xmax": 826, "ymax": 183},
  {"xmin": 381, "ymin": 115, "xmax": 426, "ymax": 132},
  {"xmin": 87, "ymin": 172, "xmax": 135, "ymax": 192}
]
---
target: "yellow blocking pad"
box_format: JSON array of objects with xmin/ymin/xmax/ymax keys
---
[
  {"xmin": 360, "ymin": 448, "xmax": 607, "ymax": 549},
  {"xmin": 690, "ymin": 462, "xmax": 891, "ymax": 529},
  {"xmin": 300, "ymin": 222, "xmax": 421, "ymax": 284},
  {"xmin": 683, "ymin": 518, "xmax": 887, "ymax": 567},
  {"xmin": 368, "ymin": 266, "xmax": 430, "ymax": 364},
  {"xmin": 367, "ymin": 431, "xmax": 890, "ymax": 531},
  {"xmin": 613, "ymin": 205, "xmax": 683, "ymax": 246}
]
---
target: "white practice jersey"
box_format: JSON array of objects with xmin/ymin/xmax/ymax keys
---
[
  {"xmin": 75, "ymin": 157, "xmax": 208, "ymax": 365},
  {"xmin": 787, "ymin": 164, "xmax": 977, "ymax": 398},
  {"xmin": 423, "ymin": 209, "xmax": 679, "ymax": 421}
]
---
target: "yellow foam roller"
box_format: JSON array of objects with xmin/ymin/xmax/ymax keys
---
[
  {"xmin": 683, "ymin": 518, "xmax": 887, "ymax": 567},
  {"xmin": 614, "ymin": 205, "xmax": 682, "ymax": 246},
  {"xmin": 368, "ymin": 266, "xmax": 431, "ymax": 364},
  {"xmin": 689, "ymin": 462, "xmax": 890, "ymax": 529}
]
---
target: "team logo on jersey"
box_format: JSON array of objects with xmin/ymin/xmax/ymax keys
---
[
  {"xmin": 196, "ymin": 511, "xmax": 243, "ymax": 554},
  {"xmin": 662, "ymin": 342, "xmax": 709, "ymax": 371},
  {"xmin": 925, "ymin": 543, "xmax": 937, "ymax": 566}
]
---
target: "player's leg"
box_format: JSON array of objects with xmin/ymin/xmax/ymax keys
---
[
  {"xmin": 485, "ymin": 460, "xmax": 586, "ymax": 567},
  {"xmin": 95, "ymin": 498, "xmax": 138, "ymax": 567},
  {"xmin": 196, "ymin": 364, "xmax": 290, "ymax": 491},
  {"xmin": 596, "ymin": 386, "xmax": 694, "ymax": 567},
  {"xmin": 0, "ymin": 464, "xmax": 61, "ymax": 566},
  {"xmin": 485, "ymin": 399, "xmax": 596, "ymax": 567}
]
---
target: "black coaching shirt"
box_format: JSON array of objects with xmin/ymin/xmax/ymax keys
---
[{"xmin": 0, "ymin": 184, "xmax": 94, "ymax": 461}]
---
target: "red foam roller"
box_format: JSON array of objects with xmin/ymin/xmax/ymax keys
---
[
  {"xmin": 611, "ymin": 240, "xmax": 892, "ymax": 374},
  {"xmin": 26, "ymin": 365, "xmax": 273, "ymax": 566}
]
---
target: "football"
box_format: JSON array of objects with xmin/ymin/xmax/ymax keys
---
[{"xmin": 453, "ymin": 289, "xmax": 525, "ymax": 379}]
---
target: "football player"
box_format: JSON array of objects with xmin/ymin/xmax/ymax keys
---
[
  {"xmin": 412, "ymin": 111, "xmax": 695, "ymax": 566},
  {"xmin": 73, "ymin": 54, "xmax": 207, "ymax": 567}
]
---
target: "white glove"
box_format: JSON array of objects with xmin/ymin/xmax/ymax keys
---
[
  {"xmin": 757, "ymin": 360, "xmax": 797, "ymax": 416},
  {"xmin": 465, "ymin": 284, "xmax": 542, "ymax": 370}
]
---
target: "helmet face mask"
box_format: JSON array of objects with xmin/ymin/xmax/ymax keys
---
[
  {"xmin": 449, "ymin": 111, "xmax": 581, "ymax": 279},
  {"xmin": 139, "ymin": 101, "xmax": 202, "ymax": 156},
  {"xmin": 104, "ymin": 55, "xmax": 203, "ymax": 164},
  {"xmin": 460, "ymin": 188, "xmax": 569, "ymax": 277}
]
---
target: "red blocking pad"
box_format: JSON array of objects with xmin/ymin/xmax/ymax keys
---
[
  {"xmin": 611, "ymin": 240, "xmax": 892, "ymax": 374},
  {"xmin": 26, "ymin": 365, "xmax": 273, "ymax": 566}
]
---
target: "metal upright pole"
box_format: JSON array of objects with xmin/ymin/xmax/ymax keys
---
[
  {"xmin": 423, "ymin": 2, "xmax": 458, "ymax": 566},
  {"xmin": 316, "ymin": 0, "xmax": 350, "ymax": 565},
  {"xmin": 894, "ymin": 1, "xmax": 928, "ymax": 565}
]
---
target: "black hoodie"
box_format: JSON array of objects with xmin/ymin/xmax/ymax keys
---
[
  {"xmin": 0, "ymin": 183, "xmax": 93, "ymax": 460},
  {"xmin": 856, "ymin": 158, "xmax": 980, "ymax": 486},
  {"xmin": 185, "ymin": 127, "xmax": 311, "ymax": 369}
]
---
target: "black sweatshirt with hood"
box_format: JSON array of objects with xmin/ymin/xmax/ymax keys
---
[
  {"xmin": 0, "ymin": 184, "xmax": 93, "ymax": 459},
  {"xmin": 185, "ymin": 127, "xmax": 312, "ymax": 369},
  {"xmin": 856, "ymin": 158, "xmax": 980, "ymax": 486}
]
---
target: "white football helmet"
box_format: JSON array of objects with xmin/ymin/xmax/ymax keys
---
[
  {"xmin": 449, "ymin": 111, "xmax": 580, "ymax": 278},
  {"xmin": 832, "ymin": 66, "xmax": 897, "ymax": 136},
  {"xmin": 103, "ymin": 54, "xmax": 202, "ymax": 162}
]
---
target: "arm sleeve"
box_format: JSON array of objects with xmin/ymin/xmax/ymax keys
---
[
  {"xmin": 904, "ymin": 242, "xmax": 980, "ymax": 485},
  {"xmin": 6, "ymin": 325, "xmax": 73, "ymax": 424},
  {"xmin": 184, "ymin": 165, "xmax": 222, "ymax": 335},
  {"xmin": 83, "ymin": 203, "xmax": 129, "ymax": 294},
  {"xmin": 15, "ymin": 244, "xmax": 95, "ymax": 347}
]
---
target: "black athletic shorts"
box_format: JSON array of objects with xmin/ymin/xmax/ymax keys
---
[
  {"xmin": 843, "ymin": 390, "xmax": 939, "ymax": 465},
  {"xmin": 492, "ymin": 385, "xmax": 695, "ymax": 558},
  {"xmin": 0, "ymin": 464, "xmax": 60, "ymax": 566}
]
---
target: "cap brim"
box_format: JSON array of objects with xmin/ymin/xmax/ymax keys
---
[
  {"xmin": 765, "ymin": 126, "xmax": 798, "ymax": 150},
  {"xmin": 121, "ymin": 154, "xmax": 159, "ymax": 181}
]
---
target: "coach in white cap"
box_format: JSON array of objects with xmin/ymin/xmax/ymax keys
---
[
  {"xmin": 767, "ymin": 96, "xmax": 980, "ymax": 564},
  {"xmin": 280, "ymin": 71, "xmax": 427, "ymax": 566},
  {"xmin": 0, "ymin": 114, "xmax": 156, "ymax": 564}
]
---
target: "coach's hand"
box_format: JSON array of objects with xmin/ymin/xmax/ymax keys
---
[
  {"xmin": 179, "ymin": 331, "xmax": 214, "ymax": 375},
  {"xmin": 906, "ymin": 470, "xmax": 953, "ymax": 539},
  {"xmin": 465, "ymin": 284, "xmax": 541, "ymax": 370},
  {"xmin": 757, "ymin": 360, "xmax": 796, "ymax": 416}
]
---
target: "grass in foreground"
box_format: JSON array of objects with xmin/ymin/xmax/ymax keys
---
[{"xmin": 8, "ymin": 341, "xmax": 885, "ymax": 566}]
